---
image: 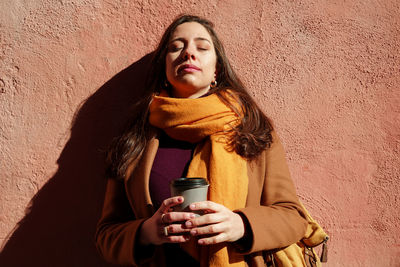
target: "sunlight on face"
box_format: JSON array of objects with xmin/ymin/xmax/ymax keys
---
[{"xmin": 165, "ymin": 22, "xmax": 217, "ymax": 99}]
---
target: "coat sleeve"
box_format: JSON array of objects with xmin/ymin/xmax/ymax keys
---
[
  {"xmin": 95, "ymin": 177, "xmax": 153, "ymax": 266},
  {"xmin": 234, "ymin": 131, "xmax": 308, "ymax": 254}
]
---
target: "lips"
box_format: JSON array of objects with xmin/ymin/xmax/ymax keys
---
[{"xmin": 178, "ymin": 64, "xmax": 201, "ymax": 73}]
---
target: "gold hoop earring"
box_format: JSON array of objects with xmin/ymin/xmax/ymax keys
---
[{"xmin": 210, "ymin": 80, "xmax": 217, "ymax": 88}]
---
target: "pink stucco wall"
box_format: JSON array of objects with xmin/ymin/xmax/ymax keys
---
[{"xmin": 1, "ymin": 1, "xmax": 399, "ymax": 266}]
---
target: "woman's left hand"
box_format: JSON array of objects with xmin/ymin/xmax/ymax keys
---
[{"xmin": 185, "ymin": 201, "xmax": 245, "ymax": 245}]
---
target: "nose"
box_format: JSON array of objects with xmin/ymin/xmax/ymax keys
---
[{"xmin": 182, "ymin": 45, "xmax": 196, "ymax": 60}]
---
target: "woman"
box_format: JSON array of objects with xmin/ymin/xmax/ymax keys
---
[{"xmin": 95, "ymin": 14, "xmax": 308, "ymax": 267}]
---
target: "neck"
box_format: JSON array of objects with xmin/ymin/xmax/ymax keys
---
[{"xmin": 171, "ymin": 86, "xmax": 210, "ymax": 99}]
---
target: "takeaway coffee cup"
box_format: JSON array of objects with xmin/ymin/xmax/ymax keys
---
[{"xmin": 170, "ymin": 177, "xmax": 209, "ymax": 214}]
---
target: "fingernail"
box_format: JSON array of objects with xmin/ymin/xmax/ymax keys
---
[
  {"xmin": 198, "ymin": 240, "xmax": 204, "ymax": 245},
  {"xmin": 186, "ymin": 221, "xmax": 192, "ymax": 227},
  {"xmin": 190, "ymin": 230, "xmax": 197, "ymax": 235},
  {"xmin": 190, "ymin": 204, "xmax": 195, "ymax": 209},
  {"xmin": 178, "ymin": 197, "xmax": 183, "ymax": 202},
  {"xmin": 189, "ymin": 214, "xmax": 196, "ymax": 218}
]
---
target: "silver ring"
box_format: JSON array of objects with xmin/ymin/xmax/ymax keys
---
[
  {"xmin": 163, "ymin": 226, "xmax": 169, "ymax": 237},
  {"xmin": 161, "ymin": 213, "xmax": 166, "ymax": 224}
]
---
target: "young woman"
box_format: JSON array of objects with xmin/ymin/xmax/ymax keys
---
[{"xmin": 95, "ymin": 14, "xmax": 308, "ymax": 267}]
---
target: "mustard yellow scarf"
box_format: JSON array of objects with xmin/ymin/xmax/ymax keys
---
[{"xmin": 149, "ymin": 92, "xmax": 247, "ymax": 267}]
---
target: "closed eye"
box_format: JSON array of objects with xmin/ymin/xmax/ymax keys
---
[
  {"xmin": 173, "ymin": 47, "xmax": 183, "ymax": 52},
  {"xmin": 198, "ymin": 47, "xmax": 208, "ymax": 51},
  {"xmin": 169, "ymin": 45, "xmax": 183, "ymax": 52}
]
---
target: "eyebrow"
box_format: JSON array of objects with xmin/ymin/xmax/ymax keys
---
[{"xmin": 169, "ymin": 37, "xmax": 211, "ymax": 44}]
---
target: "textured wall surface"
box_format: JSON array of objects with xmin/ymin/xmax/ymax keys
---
[{"xmin": 1, "ymin": 1, "xmax": 399, "ymax": 266}]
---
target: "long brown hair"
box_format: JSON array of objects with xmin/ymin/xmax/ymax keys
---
[{"xmin": 107, "ymin": 14, "xmax": 273, "ymax": 179}]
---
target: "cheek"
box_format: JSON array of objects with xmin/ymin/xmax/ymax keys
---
[
  {"xmin": 165, "ymin": 57, "xmax": 174, "ymax": 76},
  {"xmin": 204, "ymin": 55, "xmax": 217, "ymax": 77}
]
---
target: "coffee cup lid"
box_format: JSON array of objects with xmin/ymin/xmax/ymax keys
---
[{"xmin": 170, "ymin": 177, "xmax": 208, "ymax": 187}]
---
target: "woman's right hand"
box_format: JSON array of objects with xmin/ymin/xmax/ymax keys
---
[{"xmin": 138, "ymin": 196, "xmax": 196, "ymax": 245}]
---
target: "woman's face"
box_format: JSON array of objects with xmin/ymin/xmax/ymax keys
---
[{"xmin": 165, "ymin": 22, "xmax": 217, "ymax": 98}]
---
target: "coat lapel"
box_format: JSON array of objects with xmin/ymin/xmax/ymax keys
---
[{"xmin": 124, "ymin": 134, "xmax": 159, "ymax": 218}]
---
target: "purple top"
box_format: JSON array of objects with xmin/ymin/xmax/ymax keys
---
[
  {"xmin": 149, "ymin": 131, "xmax": 199, "ymax": 266},
  {"xmin": 149, "ymin": 131, "xmax": 195, "ymax": 210}
]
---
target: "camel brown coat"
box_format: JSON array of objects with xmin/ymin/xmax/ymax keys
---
[{"xmin": 95, "ymin": 131, "xmax": 308, "ymax": 266}]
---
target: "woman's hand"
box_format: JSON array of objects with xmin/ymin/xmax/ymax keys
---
[
  {"xmin": 185, "ymin": 201, "xmax": 245, "ymax": 245},
  {"xmin": 139, "ymin": 196, "xmax": 196, "ymax": 245}
]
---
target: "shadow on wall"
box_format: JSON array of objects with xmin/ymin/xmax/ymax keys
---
[{"xmin": 0, "ymin": 53, "xmax": 153, "ymax": 267}]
